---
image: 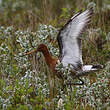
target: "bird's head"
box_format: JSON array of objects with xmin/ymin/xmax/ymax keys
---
[{"xmin": 36, "ymin": 44, "xmax": 47, "ymax": 52}]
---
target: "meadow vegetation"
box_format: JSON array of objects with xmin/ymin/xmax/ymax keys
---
[{"xmin": 0, "ymin": 0, "xmax": 110, "ymax": 110}]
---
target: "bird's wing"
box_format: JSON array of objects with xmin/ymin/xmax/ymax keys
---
[{"xmin": 57, "ymin": 8, "xmax": 93, "ymax": 71}]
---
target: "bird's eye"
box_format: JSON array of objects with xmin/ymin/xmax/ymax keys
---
[{"xmin": 38, "ymin": 46, "xmax": 43, "ymax": 50}]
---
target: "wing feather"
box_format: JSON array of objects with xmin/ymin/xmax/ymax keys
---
[{"xmin": 57, "ymin": 8, "xmax": 93, "ymax": 71}]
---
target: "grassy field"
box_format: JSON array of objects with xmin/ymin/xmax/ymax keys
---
[{"xmin": 0, "ymin": 0, "xmax": 110, "ymax": 110}]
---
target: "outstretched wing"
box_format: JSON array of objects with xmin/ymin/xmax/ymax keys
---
[{"xmin": 57, "ymin": 8, "xmax": 93, "ymax": 71}]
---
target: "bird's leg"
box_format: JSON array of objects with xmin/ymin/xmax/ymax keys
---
[{"xmin": 77, "ymin": 78, "xmax": 84, "ymax": 85}]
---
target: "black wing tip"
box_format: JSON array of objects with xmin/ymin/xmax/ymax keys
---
[
  {"xmin": 88, "ymin": 7, "xmax": 94, "ymax": 15},
  {"xmin": 92, "ymin": 64, "xmax": 103, "ymax": 69}
]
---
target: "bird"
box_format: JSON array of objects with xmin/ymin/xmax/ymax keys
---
[{"xmin": 24, "ymin": 8, "xmax": 103, "ymax": 85}]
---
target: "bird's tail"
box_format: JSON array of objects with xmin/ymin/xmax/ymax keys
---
[
  {"xmin": 82, "ymin": 64, "xmax": 103, "ymax": 72},
  {"xmin": 72, "ymin": 64, "xmax": 103, "ymax": 78}
]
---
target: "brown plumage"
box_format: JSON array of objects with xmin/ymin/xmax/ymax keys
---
[{"xmin": 25, "ymin": 44, "xmax": 63, "ymax": 78}]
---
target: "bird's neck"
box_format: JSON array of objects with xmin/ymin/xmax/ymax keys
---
[
  {"xmin": 40, "ymin": 48, "xmax": 57, "ymax": 70},
  {"xmin": 42, "ymin": 48, "xmax": 53, "ymax": 61}
]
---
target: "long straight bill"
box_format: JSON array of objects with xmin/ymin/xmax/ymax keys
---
[{"xmin": 25, "ymin": 49, "xmax": 37, "ymax": 55}]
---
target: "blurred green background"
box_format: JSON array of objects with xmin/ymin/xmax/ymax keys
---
[{"xmin": 0, "ymin": 0, "xmax": 109, "ymax": 31}]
